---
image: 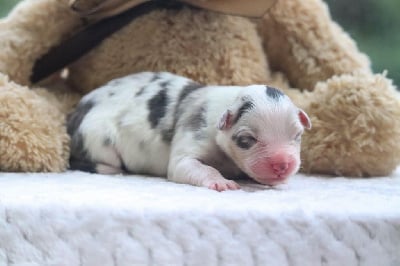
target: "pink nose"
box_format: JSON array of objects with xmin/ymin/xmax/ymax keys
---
[{"xmin": 271, "ymin": 162, "xmax": 289, "ymax": 175}]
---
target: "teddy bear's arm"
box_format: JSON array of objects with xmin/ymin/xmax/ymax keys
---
[
  {"xmin": 0, "ymin": 0, "xmax": 84, "ymax": 85},
  {"xmin": 259, "ymin": 0, "xmax": 371, "ymax": 90},
  {"xmin": 0, "ymin": 0, "xmax": 85, "ymax": 172}
]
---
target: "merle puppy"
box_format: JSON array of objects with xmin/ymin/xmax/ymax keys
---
[{"xmin": 67, "ymin": 72, "xmax": 311, "ymax": 191}]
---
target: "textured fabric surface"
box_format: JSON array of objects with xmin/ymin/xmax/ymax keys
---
[{"xmin": 0, "ymin": 168, "xmax": 399, "ymax": 266}]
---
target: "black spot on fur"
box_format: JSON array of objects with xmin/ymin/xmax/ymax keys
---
[
  {"xmin": 174, "ymin": 81, "xmax": 204, "ymax": 124},
  {"xmin": 120, "ymin": 159, "xmax": 129, "ymax": 173},
  {"xmin": 70, "ymin": 132, "xmax": 88, "ymax": 158},
  {"xmin": 67, "ymin": 102, "xmax": 95, "ymax": 171},
  {"xmin": 69, "ymin": 158, "xmax": 97, "ymax": 173},
  {"xmin": 148, "ymin": 89, "xmax": 168, "ymax": 128},
  {"xmin": 68, "ymin": 132, "xmax": 95, "ymax": 172},
  {"xmin": 137, "ymin": 73, "xmax": 165, "ymax": 97},
  {"xmin": 234, "ymin": 101, "xmax": 255, "ymax": 124},
  {"xmin": 104, "ymin": 137, "xmax": 111, "ymax": 146},
  {"xmin": 266, "ymin": 86, "xmax": 284, "ymax": 100},
  {"xmin": 151, "ymin": 73, "xmax": 162, "ymax": 82},
  {"xmin": 161, "ymin": 128, "xmax": 174, "ymax": 143},
  {"xmin": 135, "ymin": 86, "xmax": 146, "ymax": 97},
  {"xmin": 177, "ymin": 82, "xmax": 204, "ymax": 105},
  {"xmin": 160, "ymin": 81, "xmax": 170, "ymax": 90},
  {"xmin": 67, "ymin": 100, "xmax": 94, "ymax": 136},
  {"xmin": 186, "ymin": 104, "xmax": 207, "ymax": 132},
  {"xmin": 160, "ymin": 81, "xmax": 204, "ymax": 143},
  {"xmin": 109, "ymin": 92, "xmax": 115, "ymax": 97}
]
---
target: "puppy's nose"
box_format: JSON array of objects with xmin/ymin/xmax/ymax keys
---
[{"xmin": 271, "ymin": 162, "xmax": 289, "ymax": 175}]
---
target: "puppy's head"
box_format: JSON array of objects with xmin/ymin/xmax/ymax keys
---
[{"xmin": 216, "ymin": 85, "xmax": 311, "ymax": 185}]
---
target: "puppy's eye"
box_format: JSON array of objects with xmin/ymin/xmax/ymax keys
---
[{"xmin": 236, "ymin": 135, "xmax": 257, "ymax": 150}]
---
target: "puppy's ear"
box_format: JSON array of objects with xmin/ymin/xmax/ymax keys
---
[
  {"xmin": 298, "ymin": 109, "xmax": 312, "ymax": 130},
  {"xmin": 217, "ymin": 99, "xmax": 254, "ymax": 130},
  {"xmin": 217, "ymin": 110, "xmax": 234, "ymax": 130}
]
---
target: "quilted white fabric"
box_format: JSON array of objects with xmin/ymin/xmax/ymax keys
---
[{"xmin": 0, "ymin": 168, "xmax": 399, "ymax": 266}]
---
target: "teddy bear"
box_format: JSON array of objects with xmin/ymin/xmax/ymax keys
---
[{"xmin": 0, "ymin": 0, "xmax": 399, "ymax": 177}]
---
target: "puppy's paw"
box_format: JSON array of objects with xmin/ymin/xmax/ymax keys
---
[{"xmin": 205, "ymin": 179, "xmax": 240, "ymax": 192}]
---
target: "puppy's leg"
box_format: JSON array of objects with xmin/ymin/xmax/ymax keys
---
[
  {"xmin": 90, "ymin": 142, "xmax": 125, "ymax": 175},
  {"xmin": 168, "ymin": 157, "xmax": 240, "ymax": 192},
  {"xmin": 96, "ymin": 163, "xmax": 124, "ymax": 175}
]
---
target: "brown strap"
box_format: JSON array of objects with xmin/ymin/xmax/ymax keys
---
[
  {"xmin": 188, "ymin": 0, "xmax": 277, "ymax": 17},
  {"xmin": 71, "ymin": 0, "xmax": 277, "ymax": 21},
  {"xmin": 31, "ymin": 1, "xmax": 181, "ymax": 83},
  {"xmin": 70, "ymin": 0, "xmax": 151, "ymax": 21}
]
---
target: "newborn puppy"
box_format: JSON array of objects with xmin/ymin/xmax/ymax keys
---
[{"xmin": 67, "ymin": 72, "xmax": 311, "ymax": 191}]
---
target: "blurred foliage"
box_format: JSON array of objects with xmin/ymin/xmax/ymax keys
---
[
  {"xmin": 0, "ymin": 0, "xmax": 19, "ymax": 17},
  {"xmin": 1, "ymin": 0, "xmax": 399, "ymax": 87},
  {"xmin": 325, "ymin": 0, "xmax": 400, "ymax": 88}
]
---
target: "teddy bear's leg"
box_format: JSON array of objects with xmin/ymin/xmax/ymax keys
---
[
  {"xmin": 0, "ymin": 74, "xmax": 72, "ymax": 172},
  {"xmin": 0, "ymin": 0, "xmax": 83, "ymax": 172},
  {"xmin": 259, "ymin": 0, "xmax": 371, "ymax": 90},
  {"xmin": 259, "ymin": 0, "xmax": 400, "ymax": 176},
  {"xmin": 0, "ymin": 0, "xmax": 83, "ymax": 85}
]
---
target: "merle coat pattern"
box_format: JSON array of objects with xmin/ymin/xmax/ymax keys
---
[{"xmin": 67, "ymin": 72, "xmax": 311, "ymax": 191}]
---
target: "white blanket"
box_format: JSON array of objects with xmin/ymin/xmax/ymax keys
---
[{"xmin": 0, "ymin": 168, "xmax": 399, "ymax": 266}]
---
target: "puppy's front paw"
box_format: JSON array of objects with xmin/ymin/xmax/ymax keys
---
[{"xmin": 205, "ymin": 179, "xmax": 240, "ymax": 192}]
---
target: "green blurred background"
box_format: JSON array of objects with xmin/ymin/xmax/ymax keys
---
[
  {"xmin": 325, "ymin": 0, "xmax": 400, "ymax": 88},
  {"xmin": 1, "ymin": 0, "xmax": 399, "ymax": 88}
]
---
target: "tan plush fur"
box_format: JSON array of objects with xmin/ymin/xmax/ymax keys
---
[
  {"xmin": 304, "ymin": 71, "xmax": 400, "ymax": 176},
  {"xmin": 0, "ymin": 74, "xmax": 70, "ymax": 172},
  {"xmin": 0, "ymin": 0, "xmax": 399, "ymax": 176},
  {"xmin": 68, "ymin": 8, "xmax": 272, "ymax": 93},
  {"xmin": 259, "ymin": 0, "xmax": 371, "ymax": 90}
]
